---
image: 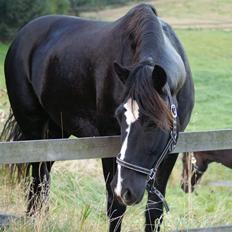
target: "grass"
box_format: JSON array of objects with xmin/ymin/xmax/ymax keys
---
[
  {"xmin": 176, "ymin": 29, "xmax": 232, "ymax": 131},
  {"xmin": 0, "ymin": 2, "xmax": 232, "ymax": 231},
  {"xmin": 81, "ymin": 0, "xmax": 232, "ymax": 27},
  {"xmin": 1, "ymin": 160, "xmax": 232, "ymax": 231},
  {"xmin": 0, "ymin": 42, "xmax": 7, "ymax": 88},
  {"xmin": 0, "ymin": 42, "xmax": 8, "ymax": 124},
  {"xmin": 153, "ymin": 0, "xmax": 232, "ymax": 21}
]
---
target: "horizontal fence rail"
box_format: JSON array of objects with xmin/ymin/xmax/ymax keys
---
[
  {"xmin": 172, "ymin": 225, "xmax": 232, "ymax": 232},
  {"xmin": 0, "ymin": 129, "xmax": 232, "ymax": 164}
]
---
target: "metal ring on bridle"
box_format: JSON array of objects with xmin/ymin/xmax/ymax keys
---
[{"xmin": 171, "ymin": 104, "xmax": 177, "ymax": 118}]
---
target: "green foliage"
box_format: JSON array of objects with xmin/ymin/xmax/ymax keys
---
[
  {"xmin": 49, "ymin": 0, "xmax": 69, "ymax": 14},
  {"xmin": 68, "ymin": 0, "xmax": 129, "ymax": 15},
  {"xmin": 0, "ymin": 0, "xmax": 49, "ymax": 41},
  {"xmin": 0, "ymin": 0, "xmax": 130, "ymax": 41}
]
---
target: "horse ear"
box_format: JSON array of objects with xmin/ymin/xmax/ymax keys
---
[
  {"xmin": 152, "ymin": 65, "xmax": 167, "ymax": 92},
  {"xmin": 113, "ymin": 62, "xmax": 130, "ymax": 84}
]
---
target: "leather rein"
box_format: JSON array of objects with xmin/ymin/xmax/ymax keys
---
[{"xmin": 116, "ymin": 87, "xmax": 178, "ymax": 212}]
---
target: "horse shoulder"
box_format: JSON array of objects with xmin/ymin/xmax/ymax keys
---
[{"xmin": 158, "ymin": 19, "xmax": 194, "ymax": 130}]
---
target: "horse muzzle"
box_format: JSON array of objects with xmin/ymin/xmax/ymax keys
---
[{"xmin": 111, "ymin": 173, "xmax": 145, "ymax": 206}]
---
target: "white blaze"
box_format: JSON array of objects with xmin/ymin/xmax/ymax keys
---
[{"xmin": 114, "ymin": 98, "xmax": 139, "ymax": 197}]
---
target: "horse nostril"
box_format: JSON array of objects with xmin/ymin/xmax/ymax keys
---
[
  {"xmin": 122, "ymin": 188, "xmax": 136, "ymax": 205},
  {"xmin": 123, "ymin": 189, "xmax": 131, "ymax": 200}
]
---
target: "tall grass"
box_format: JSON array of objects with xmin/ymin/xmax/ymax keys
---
[{"xmin": 1, "ymin": 159, "xmax": 232, "ymax": 231}]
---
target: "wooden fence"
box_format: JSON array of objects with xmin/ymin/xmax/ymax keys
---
[
  {"xmin": 0, "ymin": 129, "xmax": 232, "ymax": 231},
  {"xmin": 1, "ymin": 129, "xmax": 232, "ymax": 164}
]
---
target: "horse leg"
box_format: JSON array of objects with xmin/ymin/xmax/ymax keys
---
[
  {"xmin": 4, "ymin": 57, "xmax": 71, "ymax": 215},
  {"xmin": 27, "ymin": 162, "xmax": 51, "ymax": 215},
  {"xmin": 27, "ymin": 120, "xmax": 70, "ymax": 215},
  {"xmin": 102, "ymin": 158, "xmax": 126, "ymax": 232},
  {"xmin": 145, "ymin": 154, "xmax": 178, "ymax": 232}
]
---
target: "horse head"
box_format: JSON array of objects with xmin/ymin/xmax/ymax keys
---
[
  {"xmin": 181, "ymin": 152, "xmax": 208, "ymax": 193},
  {"xmin": 111, "ymin": 59, "xmax": 177, "ymax": 205}
]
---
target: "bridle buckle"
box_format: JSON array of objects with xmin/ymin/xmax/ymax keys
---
[
  {"xmin": 171, "ymin": 104, "xmax": 177, "ymax": 118},
  {"xmin": 148, "ymin": 168, "xmax": 156, "ymax": 182}
]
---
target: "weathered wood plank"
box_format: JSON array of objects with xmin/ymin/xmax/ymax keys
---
[
  {"xmin": 0, "ymin": 136, "xmax": 120, "ymax": 164},
  {"xmin": 172, "ymin": 225, "xmax": 232, "ymax": 232},
  {"xmin": 0, "ymin": 129, "xmax": 232, "ymax": 164},
  {"xmin": 0, "ymin": 213, "xmax": 19, "ymax": 229},
  {"xmin": 175, "ymin": 129, "xmax": 232, "ymax": 153}
]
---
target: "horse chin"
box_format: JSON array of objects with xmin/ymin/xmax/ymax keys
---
[
  {"xmin": 116, "ymin": 194, "xmax": 143, "ymax": 206},
  {"xmin": 123, "ymin": 199, "xmax": 140, "ymax": 206}
]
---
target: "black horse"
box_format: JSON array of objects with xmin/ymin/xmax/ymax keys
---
[
  {"xmin": 2, "ymin": 4, "xmax": 194, "ymax": 232},
  {"xmin": 181, "ymin": 150, "xmax": 232, "ymax": 193}
]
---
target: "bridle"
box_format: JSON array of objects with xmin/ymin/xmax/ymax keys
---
[
  {"xmin": 192, "ymin": 165, "xmax": 204, "ymax": 175},
  {"xmin": 191, "ymin": 154, "xmax": 204, "ymax": 175},
  {"xmin": 116, "ymin": 86, "xmax": 178, "ymax": 212},
  {"xmin": 181, "ymin": 153, "xmax": 204, "ymax": 192}
]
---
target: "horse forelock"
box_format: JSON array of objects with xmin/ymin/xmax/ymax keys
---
[{"xmin": 125, "ymin": 63, "xmax": 172, "ymax": 129}]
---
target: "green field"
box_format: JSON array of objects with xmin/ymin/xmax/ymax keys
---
[
  {"xmin": 0, "ymin": 43, "xmax": 7, "ymax": 87},
  {"xmin": 0, "ymin": 2, "xmax": 232, "ymax": 231},
  {"xmin": 82, "ymin": 0, "xmax": 232, "ymax": 28},
  {"xmin": 178, "ymin": 29, "xmax": 232, "ymax": 131}
]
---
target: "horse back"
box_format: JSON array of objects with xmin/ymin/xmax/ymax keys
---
[
  {"xmin": 8, "ymin": 16, "xmax": 107, "ymax": 97},
  {"xmin": 200, "ymin": 150, "xmax": 232, "ymax": 168},
  {"xmin": 4, "ymin": 15, "xmax": 122, "ymax": 136}
]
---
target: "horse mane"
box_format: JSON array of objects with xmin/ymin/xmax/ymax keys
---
[
  {"xmin": 122, "ymin": 4, "xmax": 164, "ymax": 62},
  {"xmin": 115, "ymin": 4, "xmax": 173, "ymax": 129},
  {"xmin": 125, "ymin": 62, "xmax": 173, "ymax": 129}
]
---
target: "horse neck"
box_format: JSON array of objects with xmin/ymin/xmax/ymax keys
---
[
  {"xmin": 122, "ymin": 5, "xmax": 165, "ymax": 63},
  {"xmin": 208, "ymin": 150, "xmax": 232, "ymax": 167},
  {"xmin": 194, "ymin": 152, "xmax": 212, "ymax": 168},
  {"xmin": 136, "ymin": 21, "xmax": 164, "ymax": 62}
]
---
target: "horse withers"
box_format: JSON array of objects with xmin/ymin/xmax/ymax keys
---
[
  {"xmin": 2, "ymin": 3, "xmax": 194, "ymax": 232},
  {"xmin": 181, "ymin": 150, "xmax": 232, "ymax": 193}
]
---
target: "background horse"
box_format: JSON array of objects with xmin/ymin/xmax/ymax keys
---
[
  {"xmin": 1, "ymin": 3, "xmax": 194, "ymax": 232},
  {"xmin": 181, "ymin": 150, "xmax": 232, "ymax": 193}
]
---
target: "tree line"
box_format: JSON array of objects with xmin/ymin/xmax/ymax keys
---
[{"xmin": 0, "ymin": 0, "xmax": 129, "ymax": 41}]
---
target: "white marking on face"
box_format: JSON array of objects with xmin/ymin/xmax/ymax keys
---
[{"xmin": 114, "ymin": 98, "xmax": 139, "ymax": 197}]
